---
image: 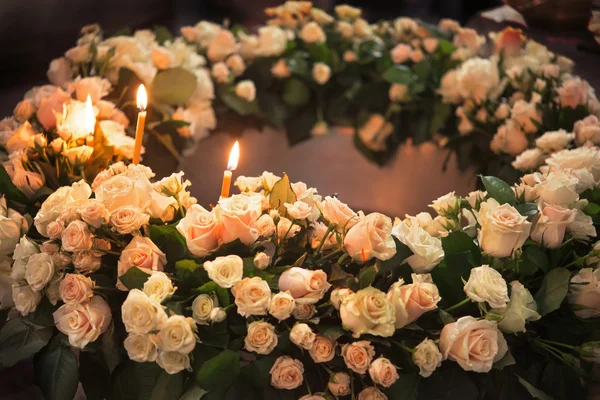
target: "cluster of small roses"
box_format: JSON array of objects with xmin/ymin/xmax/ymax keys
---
[{"xmin": 0, "ymin": 76, "xmax": 138, "ymax": 199}]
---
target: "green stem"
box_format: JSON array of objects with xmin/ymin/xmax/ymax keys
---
[
  {"xmin": 538, "ymin": 339, "xmax": 579, "ymax": 351},
  {"xmin": 391, "ymin": 340, "xmax": 415, "ymax": 354},
  {"xmin": 445, "ymin": 297, "xmax": 471, "ymax": 313},
  {"xmin": 319, "ymin": 249, "xmax": 343, "ymax": 263},
  {"xmin": 317, "ymin": 301, "xmax": 331, "ymax": 309},
  {"xmin": 314, "ymin": 223, "xmax": 336, "ymax": 254},
  {"xmin": 338, "ymin": 252, "xmax": 350, "ymax": 265}
]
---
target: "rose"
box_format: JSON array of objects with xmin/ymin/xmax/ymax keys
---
[
  {"xmin": 423, "ymin": 37, "xmax": 439, "ymax": 53},
  {"xmin": 410, "ymin": 49, "xmax": 424, "ymax": 63},
  {"xmin": 284, "ymin": 201, "xmax": 313, "ymax": 220},
  {"xmin": 157, "ymin": 315, "xmax": 197, "ymax": 353},
  {"xmin": 574, "ymin": 115, "xmax": 600, "ymax": 145},
  {"xmin": 245, "ymin": 321, "xmax": 278, "ymax": 354},
  {"xmin": 464, "ymin": 265, "xmax": 509, "ymax": 309},
  {"xmin": 511, "ymin": 100, "xmax": 542, "ymax": 133},
  {"xmin": 176, "ymin": 205, "xmax": 219, "ymax": 257},
  {"xmin": 79, "ymin": 200, "xmax": 110, "ymax": 228},
  {"xmin": 10, "ymin": 167, "xmax": 44, "ymax": 200},
  {"xmin": 309, "ymin": 335, "xmax": 336, "ymax": 363},
  {"xmin": 0, "ymin": 205, "xmax": 27, "ymax": 256},
  {"xmin": 439, "ymin": 18, "xmax": 460, "ymax": 32},
  {"xmin": 512, "ymin": 148, "xmax": 545, "ymax": 171},
  {"xmin": 212, "ymin": 62, "xmax": 230, "ymax": 83},
  {"xmin": 490, "ymin": 121, "xmax": 528, "ymax": 156},
  {"xmin": 143, "ymin": 271, "xmax": 176, "ymax": 303},
  {"xmin": 226, "ymin": 54, "xmax": 246, "ymax": 76},
  {"xmin": 11, "ymin": 237, "xmax": 39, "ymax": 282},
  {"xmin": 439, "ymin": 316, "xmax": 508, "ymax": 373},
  {"xmin": 369, "ymin": 357, "xmax": 399, "ymax": 388},
  {"xmin": 453, "ymin": 28, "xmax": 484, "ymax": 53},
  {"xmin": 344, "ymin": 50, "xmax": 357, "ymax": 62},
  {"xmin": 545, "ymin": 147, "xmax": 600, "ymax": 173},
  {"xmin": 253, "ymin": 214, "xmax": 276, "ymax": 239},
  {"xmin": 124, "ymin": 333, "xmax": 158, "ymax": 362},
  {"xmin": 534, "ymin": 171, "xmax": 580, "ymax": 207},
  {"xmin": 60, "ymin": 220, "xmax": 93, "ymax": 253},
  {"xmin": 413, "ymin": 338, "xmax": 443, "ymax": 377},
  {"xmin": 386, "ymin": 274, "xmax": 441, "ymax": 328},
  {"xmin": 203, "ymin": 255, "xmax": 244, "ymax": 288},
  {"xmin": 475, "ymin": 198, "xmax": 532, "ymax": 258},
  {"xmin": 455, "ymin": 58, "xmax": 499, "ymax": 103},
  {"xmin": 289, "ymin": 323, "xmax": 316, "ymax": 350},
  {"xmin": 430, "ymin": 192, "xmax": 459, "ymax": 216},
  {"xmin": 210, "ymin": 307, "xmax": 226, "ymax": 322},
  {"xmin": 12, "ymin": 285, "xmax": 41, "ymax": 316},
  {"xmin": 192, "ymin": 294, "xmax": 214, "ymax": 325},
  {"xmin": 390, "ymin": 44, "xmax": 411, "ymax": 63},
  {"xmin": 24, "ymin": 253, "xmax": 55, "ymax": 291},
  {"xmin": 292, "ymin": 303, "xmax": 317, "ymax": 320},
  {"xmin": 337, "ymin": 21, "xmax": 354, "ymax": 38},
  {"xmin": 311, "ymin": 8, "xmax": 334, "ymax": 24},
  {"xmin": 234, "ymin": 176, "xmax": 262, "ymax": 192},
  {"xmin": 122, "ymin": 289, "xmax": 168, "ymax": 334},
  {"xmin": 498, "ymin": 281, "xmax": 541, "ymax": 333},
  {"xmin": 557, "ymin": 78, "xmax": 589, "ymax": 108},
  {"xmin": 568, "ymin": 268, "xmax": 600, "ymax": 318},
  {"xmin": 94, "ymin": 174, "xmax": 151, "ymax": 214},
  {"xmin": 358, "ymin": 114, "xmax": 393, "ymax": 151},
  {"xmin": 535, "ymin": 130, "xmax": 575, "ymax": 153},
  {"xmin": 331, "ymin": 288, "xmax": 354, "ymax": 310},
  {"xmin": 344, "ymin": 213, "xmax": 396, "ymax": 263},
  {"xmin": 110, "ymin": 206, "xmax": 149, "ymax": 234},
  {"xmin": 13, "ymin": 99, "xmax": 35, "ymax": 123},
  {"xmin": 255, "ymin": 26, "xmax": 287, "ymax": 57},
  {"xmin": 59, "ymin": 274, "xmax": 94, "ymax": 304},
  {"xmin": 232, "ymin": 277, "xmax": 271, "ymax": 317},
  {"xmin": 206, "ymin": 30, "xmax": 237, "ymax": 62},
  {"xmin": 235, "ymin": 80, "xmax": 256, "ymax": 102},
  {"xmin": 357, "ymin": 387, "xmax": 388, "ymax": 400},
  {"xmin": 312, "ymin": 63, "xmax": 331, "ymax": 85},
  {"xmin": 341, "ymin": 340, "xmax": 375, "ymax": 374},
  {"xmin": 328, "ymin": 373, "xmax": 351, "ymax": 396},
  {"xmin": 157, "ymin": 351, "xmax": 191, "ymax": 374},
  {"xmin": 319, "ymin": 196, "xmax": 357, "ymax": 230},
  {"xmin": 37, "ymin": 88, "xmax": 70, "ymax": 130},
  {"xmin": 271, "ymin": 59, "xmax": 291, "ymax": 78},
  {"xmin": 389, "ymin": 83, "xmax": 408, "ymax": 102},
  {"xmin": 531, "ymin": 204, "xmax": 575, "ymax": 248},
  {"xmin": 68, "ymin": 77, "xmax": 111, "ymax": 103},
  {"xmin": 118, "ymin": 236, "xmax": 166, "ymax": 288},
  {"xmin": 47, "ymin": 57, "xmax": 73, "ymax": 87},
  {"xmin": 340, "ymin": 287, "xmax": 396, "ymax": 338},
  {"xmin": 335, "ymin": 4, "xmax": 361, "ymax": 19},
  {"xmin": 493, "ymin": 27, "xmax": 524, "ymax": 56},
  {"xmin": 215, "ymin": 194, "xmax": 262, "ymax": 245},
  {"xmin": 277, "ymin": 217, "xmax": 301, "ymax": 241},
  {"xmin": 278, "ymin": 267, "xmax": 331, "ymax": 304},
  {"xmin": 270, "ymin": 356, "xmax": 304, "ymax": 390},
  {"xmin": 53, "ymin": 295, "xmax": 112, "ymax": 348},
  {"xmin": 73, "ymin": 251, "xmax": 101, "ymax": 273},
  {"xmin": 269, "ymin": 291, "xmax": 295, "ymax": 320},
  {"xmin": 392, "ymin": 220, "xmax": 444, "ymax": 273},
  {"xmin": 300, "ymin": 21, "xmax": 326, "ymax": 43},
  {"xmin": 254, "ymin": 252, "xmax": 271, "ymax": 270},
  {"xmin": 150, "ymin": 47, "xmax": 173, "ymax": 69}
]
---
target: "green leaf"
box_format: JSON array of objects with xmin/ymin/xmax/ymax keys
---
[
  {"xmin": 269, "ymin": 174, "xmax": 297, "ymax": 217},
  {"xmin": 413, "ymin": 60, "xmax": 431, "ymax": 81},
  {"xmin": 522, "ymin": 246, "xmax": 549, "ymax": 275},
  {"xmin": 102, "ymin": 322, "xmax": 121, "ymax": 373},
  {"xmin": 386, "ymin": 372, "xmax": 419, "ymax": 400},
  {"xmin": 0, "ymin": 318, "xmax": 52, "ymax": 368},
  {"xmin": 24, "ymin": 296, "xmax": 58, "ymax": 327},
  {"xmin": 493, "ymin": 350, "xmax": 516, "ymax": 370},
  {"xmin": 516, "ymin": 376, "xmax": 553, "ymax": 400},
  {"xmin": 197, "ymin": 322, "xmax": 230, "ymax": 349},
  {"xmin": 219, "ymin": 89, "xmax": 260, "ymax": 116},
  {"xmin": 359, "ymin": 265, "xmax": 377, "ymax": 288},
  {"xmin": 118, "ymin": 266, "xmax": 150, "ymax": 290},
  {"xmin": 176, "ymin": 259, "xmax": 209, "ymax": 289},
  {"xmin": 437, "ymin": 39, "xmax": 456, "ymax": 55},
  {"xmin": 439, "ymin": 309, "xmax": 456, "ymax": 325},
  {"xmin": 151, "ymin": 67, "xmax": 197, "ymax": 106},
  {"xmin": 79, "ymin": 351, "xmax": 111, "ymax": 400},
  {"xmin": 383, "ymin": 65, "xmax": 414, "ymax": 85},
  {"xmin": 481, "ymin": 175, "xmax": 516, "ymax": 205},
  {"xmin": 241, "ymin": 355, "xmax": 276, "ymax": 389},
  {"xmin": 34, "ymin": 336, "xmax": 79, "ymax": 400},
  {"xmin": 149, "ymin": 224, "xmax": 189, "ymax": 266},
  {"xmin": 516, "ymin": 202, "xmax": 539, "ymax": 218},
  {"xmin": 196, "ymin": 350, "xmax": 241, "ymax": 392},
  {"xmin": 154, "ymin": 25, "xmax": 173, "ymax": 46},
  {"xmin": 111, "ymin": 361, "xmax": 162, "ymax": 400},
  {"xmin": 535, "ymin": 267, "xmax": 571, "ymax": 315},
  {"xmin": 179, "ymin": 385, "xmax": 207, "ymax": 400},
  {"xmin": 150, "ymin": 371, "xmax": 184, "ymax": 400},
  {"xmin": 282, "ymin": 78, "xmax": 310, "ymax": 107},
  {"xmin": 430, "ymin": 101, "xmax": 451, "ymax": 134},
  {"xmin": 286, "ymin": 53, "xmax": 309, "ymax": 77},
  {"xmin": 0, "ymin": 164, "xmax": 28, "ymax": 204}
]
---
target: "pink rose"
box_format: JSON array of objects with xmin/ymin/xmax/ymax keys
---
[
  {"xmin": 59, "ymin": 274, "xmax": 94, "ymax": 304},
  {"xmin": 386, "ymin": 274, "xmax": 441, "ymax": 328},
  {"xmin": 215, "ymin": 194, "xmax": 262, "ymax": 245},
  {"xmin": 344, "ymin": 212, "xmax": 397, "ymax": 263},
  {"xmin": 118, "ymin": 236, "xmax": 166, "ymax": 290},
  {"xmin": 278, "ymin": 267, "xmax": 331, "ymax": 304},
  {"xmin": 36, "ymin": 88, "xmax": 71, "ymax": 130},
  {"xmin": 176, "ymin": 204, "xmax": 220, "ymax": 257},
  {"xmin": 53, "ymin": 295, "xmax": 112, "ymax": 349},
  {"xmin": 531, "ymin": 204, "xmax": 575, "ymax": 248}
]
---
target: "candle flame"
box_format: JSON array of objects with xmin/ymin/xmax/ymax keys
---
[
  {"xmin": 227, "ymin": 141, "xmax": 240, "ymax": 171},
  {"xmin": 137, "ymin": 84, "xmax": 147, "ymax": 111},
  {"xmin": 85, "ymin": 95, "xmax": 95, "ymax": 134}
]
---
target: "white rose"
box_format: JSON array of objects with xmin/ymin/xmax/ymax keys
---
[
  {"xmin": 429, "ymin": 192, "xmax": 460, "ymax": 215},
  {"xmin": 143, "ymin": 271, "xmax": 176, "ymax": 303},
  {"xmin": 498, "ymin": 280, "xmax": 541, "ymax": 333},
  {"xmin": 358, "ymin": 114, "xmax": 394, "ymax": 151},
  {"xmin": 535, "ymin": 129, "xmax": 574, "ymax": 153},
  {"xmin": 278, "ymin": 267, "xmax": 331, "ymax": 304},
  {"xmin": 568, "ymin": 209, "xmax": 597, "ymax": 240},
  {"xmin": 546, "ymin": 146, "xmax": 600, "ymax": 173},
  {"xmin": 157, "ymin": 351, "xmax": 191, "ymax": 374},
  {"xmin": 328, "ymin": 372, "xmax": 351, "ymax": 397},
  {"xmin": 234, "ymin": 175, "xmax": 263, "ymax": 192},
  {"xmin": 464, "ymin": 265, "xmax": 509, "ymax": 309},
  {"xmin": 341, "ymin": 340, "xmax": 375, "ymax": 374},
  {"xmin": 191, "ymin": 294, "xmax": 214, "ymax": 325},
  {"xmin": 53, "ymin": 295, "xmax": 112, "ymax": 348},
  {"xmin": 207, "ymin": 29, "xmax": 238, "ymax": 62},
  {"xmin": 271, "ymin": 59, "xmax": 291, "ymax": 78},
  {"xmin": 12, "ymin": 284, "xmax": 41, "ymax": 315},
  {"xmin": 157, "ymin": 315, "xmax": 197, "ymax": 353},
  {"xmin": 118, "ymin": 236, "xmax": 166, "ymax": 288},
  {"xmin": 392, "ymin": 220, "xmax": 444, "ymax": 273},
  {"xmin": 235, "ymin": 80, "xmax": 256, "ymax": 102},
  {"xmin": 284, "ymin": 201, "xmax": 313, "ymax": 220},
  {"xmin": 530, "ymin": 204, "xmax": 575, "ymax": 248},
  {"xmin": 387, "ymin": 274, "xmax": 441, "ymax": 328},
  {"xmin": 512, "ymin": 148, "xmax": 545, "ymax": 171},
  {"xmin": 353, "ymin": 19, "xmax": 372, "ymax": 37},
  {"xmin": 124, "ymin": 333, "xmax": 158, "ymax": 362},
  {"xmin": 490, "ymin": 121, "xmax": 528, "ymax": 156},
  {"xmin": 245, "ymin": 321, "xmax": 278, "ymax": 355},
  {"xmin": 574, "ymin": 115, "xmax": 600, "ymax": 145},
  {"xmin": 215, "ymin": 194, "xmax": 262, "ymax": 245},
  {"xmin": 534, "ymin": 170, "xmax": 579, "ymax": 207},
  {"xmin": 568, "ymin": 268, "xmax": 600, "ymax": 318},
  {"xmin": 47, "ymin": 57, "xmax": 74, "ymax": 87},
  {"xmin": 289, "ymin": 323, "xmax": 316, "ymax": 350},
  {"xmin": 311, "ymin": 8, "xmax": 334, "ymax": 24},
  {"xmin": 413, "ymin": 338, "xmax": 443, "ymax": 377},
  {"xmin": 269, "ymin": 291, "xmax": 295, "ymax": 320},
  {"xmin": 331, "ymin": 288, "xmax": 354, "ymax": 310},
  {"xmin": 455, "ymin": 58, "xmax": 500, "ymax": 104},
  {"xmin": 389, "ymin": 83, "xmax": 408, "ymax": 102},
  {"xmin": 253, "ymin": 214, "xmax": 276, "ymax": 240},
  {"xmin": 24, "ymin": 253, "xmax": 54, "ymax": 291},
  {"xmin": 94, "ymin": 174, "xmax": 151, "ymax": 215},
  {"xmin": 211, "ymin": 62, "xmax": 230, "ymax": 83},
  {"xmin": 261, "ymin": 171, "xmax": 281, "ymax": 190},
  {"xmin": 110, "ymin": 205, "xmax": 149, "ymax": 234},
  {"xmin": 309, "ymin": 335, "xmax": 337, "ymax": 363},
  {"xmin": 59, "ymin": 273, "xmax": 93, "ymax": 304},
  {"xmin": 121, "ymin": 289, "xmax": 168, "ymax": 334},
  {"xmin": 369, "ymin": 357, "xmax": 399, "ymax": 388},
  {"xmin": 11, "ymin": 237, "xmax": 39, "ymax": 281},
  {"xmin": 312, "ymin": 63, "xmax": 331, "ymax": 85},
  {"xmin": 510, "ymin": 99, "xmax": 542, "ymax": 133},
  {"xmin": 475, "ymin": 198, "xmax": 531, "ymax": 258},
  {"xmin": 357, "ymin": 387, "xmax": 388, "ymax": 400},
  {"xmin": 256, "ymin": 26, "xmax": 288, "ymax": 57},
  {"xmin": 232, "ymin": 277, "xmax": 271, "ymax": 317},
  {"xmin": 439, "ymin": 316, "xmax": 508, "ymax": 373},
  {"xmin": 203, "ymin": 255, "xmax": 244, "ymax": 288},
  {"xmin": 300, "ymin": 21, "xmax": 326, "ymax": 43},
  {"xmin": 254, "ymin": 252, "xmax": 271, "ymax": 270},
  {"xmin": 210, "ymin": 307, "xmax": 227, "ymax": 322},
  {"xmin": 79, "ymin": 199, "xmax": 110, "ymax": 228},
  {"xmin": 270, "ymin": 356, "xmax": 304, "ymax": 390},
  {"xmin": 344, "ymin": 212, "xmax": 396, "ymax": 263},
  {"xmin": 0, "ymin": 206, "xmax": 27, "ymax": 256},
  {"xmin": 340, "ymin": 286, "xmax": 396, "ymax": 338}
]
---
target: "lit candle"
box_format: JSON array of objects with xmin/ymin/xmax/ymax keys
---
[
  {"xmin": 221, "ymin": 141, "xmax": 240, "ymax": 198},
  {"xmin": 85, "ymin": 94, "xmax": 95, "ymax": 145},
  {"xmin": 133, "ymin": 84, "xmax": 147, "ymax": 164}
]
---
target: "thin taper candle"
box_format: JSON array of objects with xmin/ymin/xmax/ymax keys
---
[
  {"xmin": 133, "ymin": 84, "xmax": 147, "ymax": 164},
  {"xmin": 220, "ymin": 141, "xmax": 240, "ymax": 198}
]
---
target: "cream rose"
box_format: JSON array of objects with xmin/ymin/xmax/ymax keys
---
[
  {"xmin": 232, "ymin": 277, "xmax": 271, "ymax": 317},
  {"xmin": 340, "ymin": 287, "xmax": 396, "ymax": 338},
  {"xmin": 413, "ymin": 338, "xmax": 443, "ymax": 377},
  {"xmin": 464, "ymin": 265, "xmax": 509, "ymax": 309},
  {"xmin": 270, "ymin": 356, "xmax": 304, "ymax": 390},
  {"xmin": 245, "ymin": 321, "xmax": 278, "ymax": 355},
  {"xmin": 12, "ymin": 284, "xmax": 42, "ymax": 315},
  {"xmin": 278, "ymin": 267, "xmax": 331, "ymax": 304},
  {"xmin": 210, "ymin": 307, "xmax": 227, "ymax": 322},
  {"xmin": 386, "ymin": 274, "xmax": 441, "ymax": 328},
  {"xmin": 157, "ymin": 351, "xmax": 191, "ymax": 374},
  {"xmin": 309, "ymin": 335, "xmax": 336, "ymax": 363},
  {"xmin": 568, "ymin": 268, "xmax": 600, "ymax": 318},
  {"xmin": 215, "ymin": 194, "xmax": 262, "ymax": 245},
  {"xmin": 59, "ymin": 273, "xmax": 94, "ymax": 304},
  {"xmin": 300, "ymin": 22, "xmax": 326, "ymax": 43},
  {"xmin": 207, "ymin": 30, "xmax": 237, "ymax": 62},
  {"xmin": 320, "ymin": 196, "xmax": 358, "ymax": 230},
  {"xmin": 574, "ymin": 115, "xmax": 600, "ymax": 145},
  {"xmin": 143, "ymin": 271, "xmax": 176, "ymax": 303},
  {"xmin": 439, "ymin": 316, "xmax": 508, "ymax": 373},
  {"xmin": 511, "ymin": 99, "xmax": 542, "ymax": 133},
  {"xmin": 331, "ymin": 288, "xmax": 354, "ymax": 310},
  {"xmin": 118, "ymin": 236, "xmax": 166, "ymax": 278},
  {"xmin": 512, "ymin": 148, "xmax": 545, "ymax": 171},
  {"xmin": 254, "ymin": 252, "xmax": 271, "ymax": 270},
  {"xmin": 157, "ymin": 315, "xmax": 197, "ymax": 353},
  {"xmin": 269, "ymin": 291, "xmax": 295, "ymax": 320},
  {"xmin": 341, "ymin": 340, "xmax": 375, "ymax": 374},
  {"xmin": 0, "ymin": 206, "xmax": 27, "ymax": 256},
  {"xmin": 110, "ymin": 206, "xmax": 149, "ymax": 234},
  {"xmin": 235, "ymin": 80, "xmax": 256, "ymax": 102},
  {"xmin": 124, "ymin": 333, "xmax": 158, "ymax": 362},
  {"xmin": 328, "ymin": 373, "xmax": 351, "ymax": 397},
  {"xmin": 312, "ymin": 63, "xmax": 331, "ymax": 85},
  {"xmin": 534, "ymin": 171, "xmax": 579, "ymax": 207},
  {"xmin": 535, "ymin": 130, "xmax": 574, "ymax": 153},
  {"xmin": 392, "ymin": 220, "xmax": 444, "ymax": 273},
  {"xmin": 121, "ymin": 289, "xmax": 168, "ymax": 334},
  {"xmin": 53, "ymin": 295, "xmax": 112, "ymax": 348},
  {"xmin": 24, "ymin": 253, "xmax": 55, "ymax": 291},
  {"xmin": 284, "ymin": 201, "xmax": 313, "ymax": 220},
  {"xmin": 369, "ymin": 357, "xmax": 399, "ymax": 388},
  {"xmin": 498, "ymin": 281, "xmax": 541, "ymax": 333},
  {"xmin": 192, "ymin": 294, "xmax": 214, "ymax": 325},
  {"xmin": 357, "ymin": 387, "xmax": 388, "ymax": 400},
  {"xmin": 475, "ymin": 198, "xmax": 532, "ymax": 258},
  {"xmin": 203, "ymin": 255, "xmax": 243, "ymax": 288},
  {"xmin": 253, "ymin": 214, "xmax": 276, "ymax": 239},
  {"xmin": 61, "ymin": 220, "xmax": 93, "ymax": 253},
  {"xmin": 11, "ymin": 237, "xmax": 39, "ymax": 282},
  {"xmin": 344, "ymin": 212, "xmax": 396, "ymax": 263},
  {"xmin": 531, "ymin": 204, "xmax": 575, "ymax": 248},
  {"xmin": 79, "ymin": 199, "xmax": 110, "ymax": 228},
  {"xmin": 289, "ymin": 323, "xmax": 316, "ymax": 350}
]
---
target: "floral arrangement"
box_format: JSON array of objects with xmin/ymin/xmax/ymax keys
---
[{"xmin": 1, "ymin": 141, "xmax": 600, "ymax": 400}]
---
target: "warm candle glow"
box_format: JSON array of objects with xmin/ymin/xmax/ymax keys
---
[
  {"xmin": 227, "ymin": 141, "xmax": 240, "ymax": 171},
  {"xmin": 85, "ymin": 94, "xmax": 95, "ymax": 134},
  {"xmin": 137, "ymin": 84, "xmax": 147, "ymax": 111}
]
